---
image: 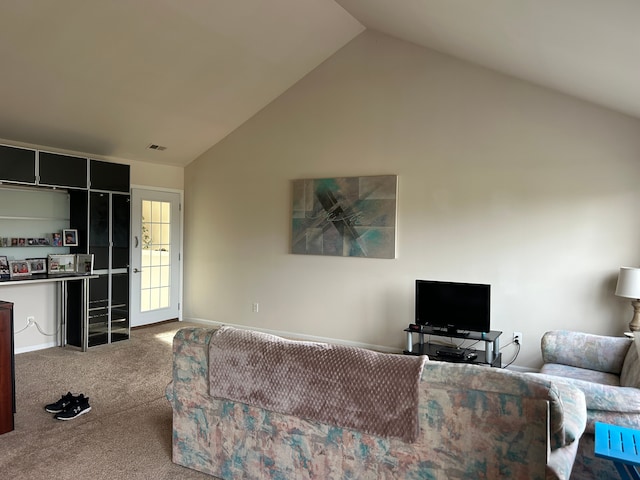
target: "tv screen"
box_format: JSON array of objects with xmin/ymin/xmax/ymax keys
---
[{"xmin": 415, "ymin": 280, "xmax": 491, "ymax": 333}]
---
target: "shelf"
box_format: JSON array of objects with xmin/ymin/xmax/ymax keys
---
[
  {"xmin": 404, "ymin": 325, "xmax": 501, "ymax": 342},
  {"xmin": 404, "ymin": 342, "xmax": 502, "ymax": 367},
  {"xmin": 0, "ymin": 216, "xmax": 70, "ymax": 221},
  {"xmin": 403, "ymin": 325, "xmax": 503, "ymax": 368}
]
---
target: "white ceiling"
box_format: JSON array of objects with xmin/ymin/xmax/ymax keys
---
[{"xmin": 0, "ymin": 0, "xmax": 638, "ymax": 167}]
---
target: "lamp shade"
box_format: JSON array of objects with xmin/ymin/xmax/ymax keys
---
[{"xmin": 615, "ymin": 267, "xmax": 640, "ymax": 299}]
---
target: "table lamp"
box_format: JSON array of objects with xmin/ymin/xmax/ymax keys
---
[{"xmin": 615, "ymin": 267, "xmax": 640, "ymax": 331}]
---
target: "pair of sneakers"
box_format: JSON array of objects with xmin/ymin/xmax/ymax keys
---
[{"xmin": 44, "ymin": 392, "xmax": 92, "ymax": 420}]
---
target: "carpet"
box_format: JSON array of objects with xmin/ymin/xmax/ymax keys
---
[{"xmin": 0, "ymin": 321, "xmax": 213, "ymax": 479}]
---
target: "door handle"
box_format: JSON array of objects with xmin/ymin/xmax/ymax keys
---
[
  {"xmin": 133, "ymin": 268, "xmax": 142, "ymax": 273},
  {"xmin": 135, "ymin": 236, "xmax": 139, "ymax": 248}
]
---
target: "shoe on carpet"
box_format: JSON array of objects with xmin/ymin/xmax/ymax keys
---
[
  {"xmin": 54, "ymin": 394, "xmax": 91, "ymax": 420},
  {"xmin": 45, "ymin": 392, "xmax": 78, "ymax": 413}
]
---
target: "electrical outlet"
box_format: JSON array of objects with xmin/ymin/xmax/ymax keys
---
[
  {"xmin": 252, "ymin": 302, "xmax": 259, "ymax": 313},
  {"xmin": 513, "ymin": 331, "xmax": 522, "ymax": 344},
  {"xmin": 27, "ymin": 316, "xmax": 35, "ymax": 326}
]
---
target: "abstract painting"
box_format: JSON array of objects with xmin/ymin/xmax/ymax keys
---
[{"xmin": 291, "ymin": 175, "xmax": 397, "ymax": 258}]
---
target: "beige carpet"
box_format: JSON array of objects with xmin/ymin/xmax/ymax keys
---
[{"xmin": 0, "ymin": 321, "xmax": 213, "ymax": 479}]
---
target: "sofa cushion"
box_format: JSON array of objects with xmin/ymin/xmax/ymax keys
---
[
  {"xmin": 537, "ymin": 370, "xmax": 640, "ymax": 415},
  {"xmin": 542, "ymin": 330, "xmax": 630, "ymax": 374},
  {"xmin": 541, "ymin": 363, "xmax": 621, "ymax": 387},
  {"xmin": 620, "ymin": 334, "xmax": 640, "ymax": 388}
]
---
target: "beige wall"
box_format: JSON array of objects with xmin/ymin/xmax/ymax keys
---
[{"xmin": 184, "ymin": 30, "xmax": 640, "ymax": 369}]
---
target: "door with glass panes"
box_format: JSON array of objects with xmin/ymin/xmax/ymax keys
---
[{"xmin": 130, "ymin": 188, "xmax": 181, "ymax": 327}]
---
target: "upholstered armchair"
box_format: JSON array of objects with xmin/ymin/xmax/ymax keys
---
[{"xmin": 539, "ymin": 330, "xmax": 640, "ymax": 434}]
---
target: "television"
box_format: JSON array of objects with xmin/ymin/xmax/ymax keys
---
[{"xmin": 415, "ymin": 280, "xmax": 491, "ymax": 334}]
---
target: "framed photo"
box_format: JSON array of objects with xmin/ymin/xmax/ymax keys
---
[
  {"xmin": 0, "ymin": 256, "xmax": 9, "ymax": 278},
  {"xmin": 63, "ymin": 229, "xmax": 78, "ymax": 247},
  {"xmin": 9, "ymin": 260, "xmax": 31, "ymax": 278},
  {"xmin": 76, "ymin": 254, "xmax": 94, "ymax": 274},
  {"xmin": 51, "ymin": 232, "xmax": 62, "ymax": 246},
  {"xmin": 27, "ymin": 257, "xmax": 47, "ymax": 274},
  {"xmin": 47, "ymin": 254, "xmax": 76, "ymax": 274}
]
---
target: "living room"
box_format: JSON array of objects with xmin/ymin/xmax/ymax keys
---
[
  {"xmin": 1, "ymin": 1, "xmax": 639, "ymax": 371},
  {"xmin": 1, "ymin": 1, "xmax": 640, "ymax": 478},
  {"xmin": 182, "ymin": 31, "xmax": 640, "ymax": 371}
]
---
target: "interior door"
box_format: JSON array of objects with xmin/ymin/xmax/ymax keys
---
[{"xmin": 130, "ymin": 188, "xmax": 182, "ymax": 327}]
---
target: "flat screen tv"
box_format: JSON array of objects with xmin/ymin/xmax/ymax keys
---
[{"xmin": 415, "ymin": 280, "xmax": 491, "ymax": 334}]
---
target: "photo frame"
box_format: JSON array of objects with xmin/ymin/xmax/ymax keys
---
[
  {"xmin": 63, "ymin": 229, "xmax": 78, "ymax": 247},
  {"xmin": 9, "ymin": 260, "xmax": 31, "ymax": 278},
  {"xmin": 0, "ymin": 256, "xmax": 9, "ymax": 278},
  {"xmin": 51, "ymin": 232, "xmax": 62, "ymax": 246},
  {"xmin": 47, "ymin": 254, "xmax": 76, "ymax": 274},
  {"xmin": 27, "ymin": 257, "xmax": 47, "ymax": 274},
  {"xmin": 76, "ymin": 254, "xmax": 94, "ymax": 274}
]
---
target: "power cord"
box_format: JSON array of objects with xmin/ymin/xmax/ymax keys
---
[
  {"xmin": 14, "ymin": 318, "xmax": 58, "ymax": 337},
  {"xmin": 502, "ymin": 337, "xmax": 521, "ymax": 368}
]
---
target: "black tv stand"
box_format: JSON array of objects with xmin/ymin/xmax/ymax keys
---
[
  {"xmin": 431, "ymin": 326, "xmax": 470, "ymax": 337},
  {"xmin": 403, "ymin": 324, "xmax": 502, "ymax": 367}
]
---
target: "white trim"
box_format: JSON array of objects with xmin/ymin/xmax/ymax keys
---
[
  {"xmin": 15, "ymin": 341, "xmax": 58, "ymax": 354},
  {"xmin": 130, "ymin": 184, "xmax": 183, "ymax": 195}
]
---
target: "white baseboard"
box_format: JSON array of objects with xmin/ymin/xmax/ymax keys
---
[{"xmin": 15, "ymin": 341, "xmax": 58, "ymax": 355}]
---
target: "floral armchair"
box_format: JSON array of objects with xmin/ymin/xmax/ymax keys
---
[{"xmin": 539, "ymin": 330, "xmax": 640, "ymax": 434}]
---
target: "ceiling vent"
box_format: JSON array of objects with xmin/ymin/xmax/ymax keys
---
[{"xmin": 147, "ymin": 144, "xmax": 167, "ymax": 151}]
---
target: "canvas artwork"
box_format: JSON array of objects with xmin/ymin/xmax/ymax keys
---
[{"xmin": 291, "ymin": 175, "xmax": 397, "ymax": 259}]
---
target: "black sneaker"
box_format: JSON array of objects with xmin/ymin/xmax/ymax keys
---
[
  {"xmin": 45, "ymin": 392, "xmax": 78, "ymax": 413},
  {"xmin": 54, "ymin": 395, "xmax": 91, "ymax": 421}
]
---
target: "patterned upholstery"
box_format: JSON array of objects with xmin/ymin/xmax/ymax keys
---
[
  {"xmin": 166, "ymin": 327, "xmax": 587, "ymax": 480},
  {"xmin": 539, "ymin": 330, "xmax": 640, "ymax": 434},
  {"xmin": 539, "ymin": 330, "xmax": 640, "ymax": 479}
]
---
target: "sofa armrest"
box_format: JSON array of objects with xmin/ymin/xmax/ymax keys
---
[
  {"xmin": 167, "ymin": 327, "xmax": 217, "ymax": 404},
  {"xmin": 541, "ymin": 330, "xmax": 631, "ymax": 374}
]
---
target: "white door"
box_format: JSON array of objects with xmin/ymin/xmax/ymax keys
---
[{"xmin": 130, "ymin": 188, "xmax": 182, "ymax": 327}]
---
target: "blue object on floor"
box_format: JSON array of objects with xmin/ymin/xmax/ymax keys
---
[{"xmin": 595, "ymin": 422, "xmax": 640, "ymax": 480}]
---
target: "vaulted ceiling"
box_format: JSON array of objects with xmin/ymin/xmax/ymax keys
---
[{"xmin": 0, "ymin": 0, "xmax": 638, "ymax": 167}]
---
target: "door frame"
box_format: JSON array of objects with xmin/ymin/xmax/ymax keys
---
[{"xmin": 129, "ymin": 186, "xmax": 184, "ymax": 326}]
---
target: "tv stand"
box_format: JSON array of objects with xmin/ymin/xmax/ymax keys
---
[{"xmin": 403, "ymin": 325, "xmax": 502, "ymax": 367}]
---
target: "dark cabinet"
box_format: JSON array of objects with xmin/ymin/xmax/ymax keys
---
[
  {"xmin": 0, "ymin": 145, "xmax": 36, "ymax": 184},
  {"xmin": 89, "ymin": 192, "xmax": 110, "ymax": 270},
  {"xmin": 90, "ymin": 160, "xmax": 130, "ymax": 193},
  {"xmin": 67, "ymin": 164, "xmax": 130, "ymax": 349},
  {"xmin": 0, "ymin": 301, "xmax": 14, "ymax": 435},
  {"xmin": 88, "ymin": 275, "xmax": 109, "ymax": 347},
  {"xmin": 112, "ymin": 194, "xmax": 130, "ymax": 269},
  {"xmin": 39, "ymin": 152, "xmax": 88, "ymax": 189}
]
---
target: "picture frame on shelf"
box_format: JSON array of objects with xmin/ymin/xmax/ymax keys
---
[
  {"xmin": 0, "ymin": 256, "xmax": 9, "ymax": 278},
  {"xmin": 62, "ymin": 229, "xmax": 78, "ymax": 247},
  {"xmin": 51, "ymin": 232, "xmax": 62, "ymax": 246},
  {"xmin": 9, "ymin": 260, "xmax": 30, "ymax": 278},
  {"xmin": 27, "ymin": 258, "xmax": 47, "ymax": 274},
  {"xmin": 76, "ymin": 254, "xmax": 94, "ymax": 274},
  {"xmin": 47, "ymin": 254, "xmax": 76, "ymax": 274}
]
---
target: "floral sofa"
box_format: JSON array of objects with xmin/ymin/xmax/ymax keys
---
[
  {"xmin": 166, "ymin": 326, "xmax": 587, "ymax": 480},
  {"xmin": 538, "ymin": 330, "xmax": 640, "ymax": 478}
]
